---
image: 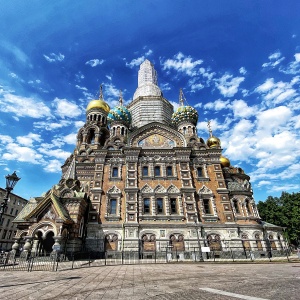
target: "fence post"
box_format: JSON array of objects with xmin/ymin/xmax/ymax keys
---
[
  {"xmin": 165, "ymin": 248, "xmax": 168, "ymax": 263},
  {"xmin": 230, "ymin": 248, "xmax": 234, "ymax": 262},
  {"xmin": 71, "ymin": 252, "xmax": 75, "ymax": 269},
  {"xmin": 89, "ymin": 252, "xmax": 91, "ymax": 267},
  {"xmin": 285, "ymin": 247, "xmax": 290, "ymax": 262},
  {"xmin": 155, "ymin": 249, "xmax": 156, "ymax": 264},
  {"xmin": 122, "ymin": 250, "xmax": 124, "ymax": 265},
  {"xmin": 105, "ymin": 251, "xmax": 107, "ymax": 266},
  {"xmin": 52, "ymin": 253, "xmax": 57, "ymax": 271},
  {"xmin": 213, "ymin": 249, "xmax": 216, "ymax": 262}
]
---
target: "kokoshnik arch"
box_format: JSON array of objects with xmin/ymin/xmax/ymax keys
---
[{"xmin": 12, "ymin": 60, "xmax": 285, "ymax": 258}]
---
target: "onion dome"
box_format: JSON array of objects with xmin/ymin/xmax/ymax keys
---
[
  {"xmin": 107, "ymin": 91, "xmax": 132, "ymax": 126},
  {"xmin": 86, "ymin": 85, "xmax": 110, "ymax": 113},
  {"xmin": 220, "ymin": 156, "xmax": 230, "ymax": 167},
  {"xmin": 207, "ymin": 136, "xmax": 221, "ymax": 148},
  {"xmin": 206, "ymin": 120, "xmax": 221, "ymax": 148},
  {"xmin": 171, "ymin": 89, "xmax": 198, "ymax": 125}
]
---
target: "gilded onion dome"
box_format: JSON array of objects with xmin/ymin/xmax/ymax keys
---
[
  {"xmin": 86, "ymin": 85, "xmax": 110, "ymax": 113},
  {"xmin": 107, "ymin": 91, "xmax": 132, "ymax": 126},
  {"xmin": 220, "ymin": 155, "xmax": 230, "ymax": 167},
  {"xmin": 206, "ymin": 120, "xmax": 221, "ymax": 148},
  {"xmin": 172, "ymin": 89, "xmax": 198, "ymax": 126}
]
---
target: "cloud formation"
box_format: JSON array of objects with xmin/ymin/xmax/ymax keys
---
[
  {"xmin": 43, "ymin": 53, "xmax": 65, "ymax": 62},
  {"xmin": 85, "ymin": 59, "xmax": 104, "ymax": 67}
]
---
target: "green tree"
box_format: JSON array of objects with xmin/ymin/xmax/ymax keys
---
[{"xmin": 257, "ymin": 192, "xmax": 300, "ymax": 246}]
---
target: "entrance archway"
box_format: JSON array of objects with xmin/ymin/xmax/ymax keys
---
[{"xmin": 43, "ymin": 231, "xmax": 55, "ymax": 253}]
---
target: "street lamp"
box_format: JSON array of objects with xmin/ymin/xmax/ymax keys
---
[
  {"xmin": 194, "ymin": 214, "xmax": 203, "ymax": 262},
  {"xmin": 0, "ymin": 171, "xmax": 21, "ymax": 222}
]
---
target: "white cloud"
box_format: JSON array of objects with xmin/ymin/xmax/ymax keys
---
[
  {"xmin": 75, "ymin": 85, "xmax": 88, "ymax": 91},
  {"xmin": 231, "ymin": 99, "xmax": 256, "ymax": 118},
  {"xmin": 126, "ymin": 49, "xmax": 153, "ymax": 68},
  {"xmin": 85, "ymin": 59, "xmax": 104, "ymax": 67},
  {"xmin": 255, "ymin": 78, "xmax": 299, "ymax": 106},
  {"xmin": 43, "ymin": 159, "xmax": 62, "ymax": 173},
  {"xmin": 16, "ymin": 133, "xmax": 42, "ymax": 147},
  {"xmin": 262, "ymin": 51, "xmax": 285, "ymax": 68},
  {"xmin": 0, "ymin": 93, "xmax": 51, "ymax": 118},
  {"xmin": 161, "ymin": 52, "xmax": 203, "ymax": 76},
  {"xmin": 215, "ymin": 74, "xmax": 244, "ymax": 97},
  {"xmin": 126, "ymin": 56, "xmax": 146, "ymax": 68},
  {"xmin": 280, "ymin": 52, "xmax": 300, "ymax": 74},
  {"xmin": 3, "ymin": 143, "xmax": 44, "ymax": 164},
  {"xmin": 239, "ymin": 67, "xmax": 247, "ymax": 75},
  {"xmin": 0, "ymin": 135, "xmax": 13, "ymax": 144},
  {"xmin": 43, "ymin": 53, "xmax": 65, "ymax": 63},
  {"xmin": 33, "ymin": 120, "xmax": 71, "ymax": 131},
  {"xmin": 204, "ymin": 99, "xmax": 230, "ymax": 111},
  {"xmin": 53, "ymin": 98, "xmax": 81, "ymax": 119},
  {"xmin": 64, "ymin": 133, "xmax": 77, "ymax": 144}
]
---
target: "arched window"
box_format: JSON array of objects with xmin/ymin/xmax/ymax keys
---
[
  {"xmin": 233, "ymin": 199, "xmax": 240, "ymax": 213},
  {"xmin": 166, "ymin": 166, "xmax": 173, "ymax": 176},
  {"xmin": 112, "ymin": 167, "xmax": 118, "ymax": 178},
  {"xmin": 156, "ymin": 198, "xmax": 164, "ymax": 214},
  {"xmin": 143, "ymin": 198, "xmax": 150, "ymax": 214},
  {"xmin": 197, "ymin": 167, "xmax": 204, "ymax": 177},
  {"xmin": 154, "ymin": 166, "xmax": 161, "ymax": 177},
  {"xmin": 88, "ymin": 129, "xmax": 95, "ymax": 144},
  {"xmin": 143, "ymin": 166, "xmax": 149, "ymax": 176},
  {"xmin": 203, "ymin": 199, "xmax": 211, "ymax": 214}
]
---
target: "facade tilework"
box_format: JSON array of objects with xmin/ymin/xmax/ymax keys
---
[{"xmin": 12, "ymin": 60, "xmax": 286, "ymax": 257}]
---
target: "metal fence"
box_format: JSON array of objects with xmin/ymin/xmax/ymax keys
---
[{"xmin": 0, "ymin": 246, "xmax": 296, "ymax": 272}]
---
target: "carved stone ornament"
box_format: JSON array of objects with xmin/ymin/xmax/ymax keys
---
[
  {"xmin": 140, "ymin": 184, "xmax": 153, "ymax": 194},
  {"xmin": 154, "ymin": 184, "xmax": 166, "ymax": 193},
  {"xmin": 198, "ymin": 185, "xmax": 213, "ymax": 195},
  {"xmin": 167, "ymin": 185, "xmax": 180, "ymax": 194},
  {"xmin": 107, "ymin": 186, "xmax": 121, "ymax": 194}
]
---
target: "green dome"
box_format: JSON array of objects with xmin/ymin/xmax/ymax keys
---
[{"xmin": 172, "ymin": 106, "xmax": 198, "ymax": 126}]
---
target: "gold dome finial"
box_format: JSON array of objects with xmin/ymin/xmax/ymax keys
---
[
  {"xmin": 220, "ymin": 156, "xmax": 230, "ymax": 167},
  {"xmin": 207, "ymin": 120, "xmax": 213, "ymax": 137},
  {"xmin": 206, "ymin": 120, "xmax": 221, "ymax": 148},
  {"xmin": 119, "ymin": 90, "xmax": 123, "ymax": 106},
  {"xmin": 86, "ymin": 84, "xmax": 110, "ymax": 113},
  {"xmin": 99, "ymin": 84, "xmax": 103, "ymax": 100}
]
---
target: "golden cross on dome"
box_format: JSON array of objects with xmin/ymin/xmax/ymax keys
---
[
  {"xmin": 99, "ymin": 84, "xmax": 103, "ymax": 100},
  {"xmin": 207, "ymin": 120, "xmax": 213, "ymax": 137},
  {"xmin": 119, "ymin": 90, "xmax": 123, "ymax": 106},
  {"xmin": 179, "ymin": 88, "xmax": 184, "ymax": 106}
]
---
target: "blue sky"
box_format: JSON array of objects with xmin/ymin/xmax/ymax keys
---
[{"xmin": 1, "ymin": 0, "xmax": 300, "ymax": 201}]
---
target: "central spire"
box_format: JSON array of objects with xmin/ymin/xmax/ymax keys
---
[{"xmin": 133, "ymin": 60, "xmax": 162, "ymax": 99}]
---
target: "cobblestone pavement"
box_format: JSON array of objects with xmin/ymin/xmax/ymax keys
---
[{"xmin": 0, "ymin": 263, "xmax": 299, "ymax": 300}]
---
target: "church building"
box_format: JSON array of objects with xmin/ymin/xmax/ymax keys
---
[{"xmin": 13, "ymin": 60, "xmax": 285, "ymax": 258}]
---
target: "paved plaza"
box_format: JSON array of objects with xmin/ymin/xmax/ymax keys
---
[{"xmin": 0, "ymin": 262, "xmax": 299, "ymax": 300}]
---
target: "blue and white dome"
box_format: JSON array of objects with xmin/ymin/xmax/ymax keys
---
[{"xmin": 107, "ymin": 105, "xmax": 132, "ymax": 127}]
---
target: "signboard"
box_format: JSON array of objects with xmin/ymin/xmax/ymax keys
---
[
  {"xmin": 201, "ymin": 247, "xmax": 211, "ymax": 252},
  {"xmin": 143, "ymin": 242, "xmax": 155, "ymax": 251}
]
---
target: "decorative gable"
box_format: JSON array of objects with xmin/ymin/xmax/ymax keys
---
[
  {"xmin": 154, "ymin": 184, "xmax": 166, "ymax": 193},
  {"xmin": 198, "ymin": 185, "xmax": 213, "ymax": 195},
  {"xmin": 107, "ymin": 186, "xmax": 121, "ymax": 195},
  {"xmin": 167, "ymin": 184, "xmax": 180, "ymax": 194},
  {"xmin": 140, "ymin": 184, "xmax": 153, "ymax": 194}
]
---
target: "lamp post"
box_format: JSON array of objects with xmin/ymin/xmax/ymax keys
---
[
  {"xmin": 0, "ymin": 171, "xmax": 21, "ymax": 223},
  {"xmin": 194, "ymin": 214, "xmax": 203, "ymax": 262}
]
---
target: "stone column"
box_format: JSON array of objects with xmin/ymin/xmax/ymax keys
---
[
  {"xmin": 23, "ymin": 236, "xmax": 33, "ymax": 252},
  {"xmin": 11, "ymin": 237, "xmax": 21, "ymax": 252}
]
